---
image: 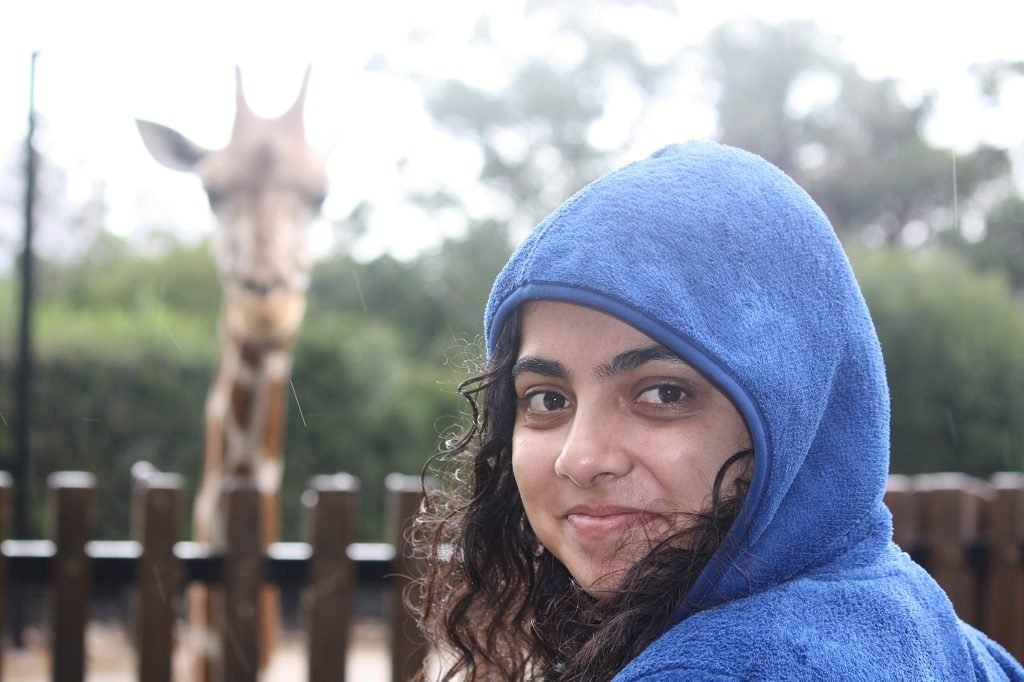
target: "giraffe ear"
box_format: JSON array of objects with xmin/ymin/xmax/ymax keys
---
[{"xmin": 136, "ymin": 119, "xmax": 210, "ymax": 172}]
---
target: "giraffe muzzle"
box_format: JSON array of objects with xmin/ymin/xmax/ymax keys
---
[{"xmin": 239, "ymin": 278, "xmax": 280, "ymax": 299}]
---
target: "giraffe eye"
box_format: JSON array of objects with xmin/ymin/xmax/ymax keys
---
[
  {"xmin": 308, "ymin": 191, "xmax": 327, "ymax": 212},
  {"xmin": 205, "ymin": 186, "xmax": 227, "ymax": 210}
]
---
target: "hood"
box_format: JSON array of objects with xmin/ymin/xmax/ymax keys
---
[{"xmin": 484, "ymin": 141, "xmax": 890, "ymax": 621}]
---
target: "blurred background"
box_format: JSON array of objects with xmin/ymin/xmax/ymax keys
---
[{"xmin": 1, "ymin": 0, "xmax": 1023, "ymax": 545}]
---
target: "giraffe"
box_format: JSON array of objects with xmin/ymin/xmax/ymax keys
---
[{"xmin": 136, "ymin": 66, "xmax": 328, "ymax": 679}]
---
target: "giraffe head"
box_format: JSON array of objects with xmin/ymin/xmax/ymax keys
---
[{"xmin": 137, "ymin": 67, "xmax": 328, "ymax": 346}]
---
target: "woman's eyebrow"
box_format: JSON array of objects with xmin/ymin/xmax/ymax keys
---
[
  {"xmin": 597, "ymin": 345, "xmax": 686, "ymax": 378},
  {"xmin": 512, "ymin": 356, "xmax": 569, "ymax": 379}
]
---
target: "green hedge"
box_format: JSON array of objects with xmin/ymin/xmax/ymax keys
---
[
  {"xmin": 852, "ymin": 246, "xmax": 1024, "ymax": 476},
  {"xmin": 0, "ymin": 307, "xmax": 467, "ymax": 542},
  {"xmin": 3, "ymin": 241, "xmax": 1022, "ymax": 542}
]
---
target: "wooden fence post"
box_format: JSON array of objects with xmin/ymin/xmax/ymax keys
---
[
  {"xmin": 983, "ymin": 472, "xmax": 1024, "ymax": 661},
  {"xmin": 48, "ymin": 471, "xmax": 96, "ymax": 682},
  {"xmin": 915, "ymin": 473, "xmax": 986, "ymax": 626},
  {"xmin": 387, "ymin": 473, "xmax": 428, "ymax": 682},
  {"xmin": 221, "ymin": 476, "xmax": 263, "ymax": 682},
  {"xmin": 884, "ymin": 474, "xmax": 917, "ymax": 552},
  {"xmin": 133, "ymin": 467, "xmax": 185, "ymax": 682},
  {"xmin": 0, "ymin": 471, "xmax": 10, "ymax": 682},
  {"xmin": 305, "ymin": 473, "xmax": 359, "ymax": 682}
]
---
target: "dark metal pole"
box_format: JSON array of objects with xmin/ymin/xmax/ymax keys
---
[{"xmin": 11, "ymin": 49, "xmax": 40, "ymax": 649}]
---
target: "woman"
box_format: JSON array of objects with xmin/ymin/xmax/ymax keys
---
[{"xmin": 414, "ymin": 141, "xmax": 1024, "ymax": 680}]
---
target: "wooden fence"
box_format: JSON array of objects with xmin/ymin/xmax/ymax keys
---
[
  {"xmin": 0, "ymin": 466, "xmax": 427, "ymax": 682},
  {"xmin": 1, "ymin": 469, "xmax": 1022, "ymax": 681},
  {"xmin": 884, "ymin": 472, "xmax": 1024, "ymax": 661}
]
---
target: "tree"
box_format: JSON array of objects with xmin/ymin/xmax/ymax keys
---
[
  {"xmin": 6, "ymin": 9, "xmax": 1024, "ymax": 546},
  {"xmin": 381, "ymin": 1, "xmax": 682, "ymax": 238},
  {"xmin": 944, "ymin": 195, "xmax": 1024, "ymax": 294},
  {"xmin": 401, "ymin": 11, "xmax": 1024, "ymax": 480},
  {"xmin": 972, "ymin": 59, "xmax": 1024, "ymax": 102},
  {"xmin": 705, "ymin": 20, "xmax": 1012, "ymax": 245}
]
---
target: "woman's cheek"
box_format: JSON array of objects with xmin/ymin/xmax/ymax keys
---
[{"xmin": 512, "ymin": 430, "xmax": 557, "ymax": 497}]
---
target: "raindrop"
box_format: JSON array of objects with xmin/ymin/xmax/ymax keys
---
[
  {"xmin": 952, "ymin": 153, "xmax": 959, "ymax": 232},
  {"xmin": 352, "ymin": 268, "xmax": 368, "ymax": 311},
  {"xmin": 944, "ymin": 407, "xmax": 960, "ymax": 450},
  {"xmin": 289, "ymin": 380, "xmax": 307, "ymax": 427}
]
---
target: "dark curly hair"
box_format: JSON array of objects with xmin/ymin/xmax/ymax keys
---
[{"xmin": 411, "ymin": 312, "xmax": 753, "ymax": 681}]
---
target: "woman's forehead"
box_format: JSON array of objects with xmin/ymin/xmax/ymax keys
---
[{"xmin": 518, "ymin": 300, "xmax": 657, "ymax": 348}]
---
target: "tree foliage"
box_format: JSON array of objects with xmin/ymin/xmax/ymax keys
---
[
  {"xmin": 3, "ymin": 12, "xmax": 1023, "ymax": 544},
  {"xmin": 403, "ymin": 13, "xmax": 1024, "ymax": 480},
  {"xmin": 706, "ymin": 21, "xmax": 1012, "ymax": 245},
  {"xmin": 943, "ymin": 195, "xmax": 1024, "ymax": 293},
  {"xmin": 852, "ymin": 247, "xmax": 1024, "ymax": 475},
  {"xmin": 401, "ymin": 1, "xmax": 682, "ymax": 235},
  {"xmin": 0, "ymin": 233, "xmax": 489, "ymax": 541}
]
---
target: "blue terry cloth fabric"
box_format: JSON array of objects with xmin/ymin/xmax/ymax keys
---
[{"xmin": 484, "ymin": 141, "xmax": 1024, "ymax": 680}]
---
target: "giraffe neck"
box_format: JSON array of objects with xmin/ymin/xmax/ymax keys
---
[
  {"xmin": 217, "ymin": 337, "xmax": 292, "ymax": 492},
  {"xmin": 187, "ymin": 333, "xmax": 295, "ymax": 677}
]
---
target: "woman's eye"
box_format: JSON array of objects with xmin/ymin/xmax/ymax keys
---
[
  {"xmin": 637, "ymin": 384, "xmax": 686, "ymax": 405},
  {"xmin": 524, "ymin": 391, "xmax": 569, "ymax": 412}
]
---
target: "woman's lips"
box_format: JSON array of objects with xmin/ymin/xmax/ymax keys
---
[{"xmin": 565, "ymin": 507, "xmax": 659, "ymax": 535}]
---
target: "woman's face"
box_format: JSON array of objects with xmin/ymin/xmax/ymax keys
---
[{"xmin": 511, "ymin": 301, "xmax": 752, "ymax": 593}]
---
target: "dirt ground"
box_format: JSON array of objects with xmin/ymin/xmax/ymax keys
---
[{"xmin": 2, "ymin": 618, "xmax": 390, "ymax": 681}]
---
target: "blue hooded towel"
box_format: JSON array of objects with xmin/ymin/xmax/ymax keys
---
[{"xmin": 484, "ymin": 142, "xmax": 1024, "ymax": 680}]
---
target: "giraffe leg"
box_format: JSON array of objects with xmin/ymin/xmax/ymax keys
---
[
  {"xmin": 261, "ymin": 585, "xmax": 280, "ymax": 668},
  {"xmin": 258, "ymin": 377, "xmax": 288, "ymax": 669},
  {"xmin": 190, "ymin": 406, "xmax": 225, "ymax": 682},
  {"xmin": 188, "ymin": 582, "xmax": 224, "ymax": 682}
]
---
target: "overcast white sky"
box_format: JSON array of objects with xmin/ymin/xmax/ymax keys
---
[{"xmin": 1, "ymin": 0, "xmax": 1023, "ymax": 267}]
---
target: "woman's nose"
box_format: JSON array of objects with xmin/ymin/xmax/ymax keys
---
[{"xmin": 554, "ymin": 410, "xmax": 632, "ymax": 487}]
